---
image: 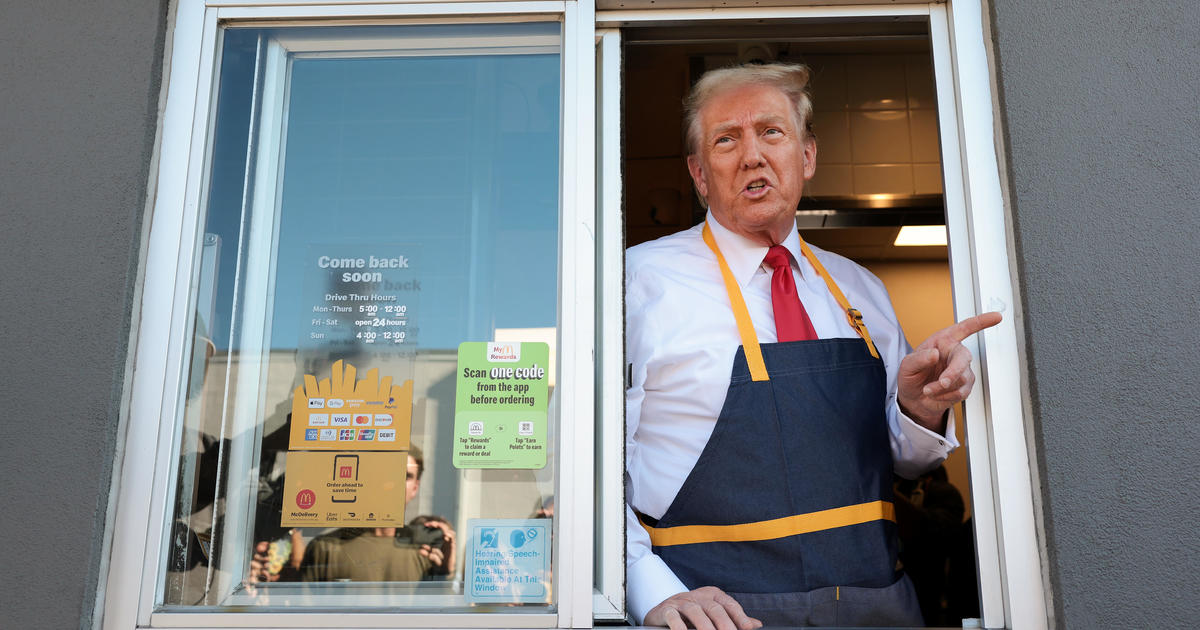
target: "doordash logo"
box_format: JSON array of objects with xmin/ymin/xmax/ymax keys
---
[{"xmin": 487, "ymin": 342, "xmax": 520, "ymax": 362}]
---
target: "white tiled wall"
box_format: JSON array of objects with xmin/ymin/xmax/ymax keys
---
[{"xmin": 805, "ymin": 54, "xmax": 943, "ymax": 197}]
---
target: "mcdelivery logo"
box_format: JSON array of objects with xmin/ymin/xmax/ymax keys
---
[
  {"xmin": 487, "ymin": 342, "xmax": 520, "ymax": 362},
  {"xmin": 296, "ymin": 489, "xmax": 316, "ymax": 510}
]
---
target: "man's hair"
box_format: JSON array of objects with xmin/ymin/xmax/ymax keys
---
[
  {"xmin": 683, "ymin": 62, "xmax": 815, "ymax": 156},
  {"xmin": 409, "ymin": 444, "xmax": 424, "ymax": 479}
]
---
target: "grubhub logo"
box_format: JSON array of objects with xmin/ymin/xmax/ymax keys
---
[{"xmin": 487, "ymin": 342, "xmax": 520, "ymax": 362}]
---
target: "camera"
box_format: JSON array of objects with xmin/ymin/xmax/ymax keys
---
[{"xmin": 411, "ymin": 523, "xmax": 447, "ymax": 547}]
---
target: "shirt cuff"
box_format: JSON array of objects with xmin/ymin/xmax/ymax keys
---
[
  {"xmin": 894, "ymin": 406, "xmax": 959, "ymax": 478},
  {"xmin": 626, "ymin": 551, "xmax": 689, "ymax": 625}
]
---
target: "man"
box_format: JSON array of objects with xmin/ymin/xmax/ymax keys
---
[
  {"xmin": 625, "ymin": 63, "xmax": 1000, "ymax": 628},
  {"xmin": 250, "ymin": 447, "xmax": 456, "ymax": 582}
]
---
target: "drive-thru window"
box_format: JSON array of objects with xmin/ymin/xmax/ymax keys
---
[{"xmin": 103, "ymin": 1, "xmax": 1046, "ymax": 628}]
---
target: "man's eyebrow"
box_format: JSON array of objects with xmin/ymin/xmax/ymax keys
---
[
  {"xmin": 756, "ymin": 114, "xmax": 791, "ymax": 127},
  {"xmin": 709, "ymin": 121, "xmax": 742, "ymax": 138}
]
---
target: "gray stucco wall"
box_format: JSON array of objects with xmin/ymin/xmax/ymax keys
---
[
  {"xmin": 0, "ymin": 1, "xmax": 166, "ymax": 628},
  {"xmin": 989, "ymin": 0, "xmax": 1200, "ymax": 627}
]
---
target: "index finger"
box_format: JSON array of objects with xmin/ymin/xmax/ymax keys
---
[{"xmin": 944, "ymin": 311, "xmax": 1002, "ymax": 343}]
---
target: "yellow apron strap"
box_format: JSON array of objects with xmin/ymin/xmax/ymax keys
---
[
  {"xmin": 702, "ymin": 222, "xmax": 770, "ymax": 382},
  {"xmin": 701, "ymin": 221, "xmax": 880, "ymax": 375},
  {"xmin": 640, "ymin": 500, "xmax": 895, "ymax": 547},
  {"xmin": 796, "ymin": 236, "xmax": 881, "ymax": 359}
]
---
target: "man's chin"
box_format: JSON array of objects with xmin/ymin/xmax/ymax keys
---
[{"xmin": 717, "ymin": 205, "xmax": 796, "ymax": 241}]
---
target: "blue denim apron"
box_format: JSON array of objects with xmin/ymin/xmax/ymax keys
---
[{"xmin": 638, "ymin": 222, "xmax": 923, "ymax": 627}]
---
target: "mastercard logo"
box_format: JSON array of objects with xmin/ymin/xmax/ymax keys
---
[{"xmin": 354, "ymin": 414, "xmax": 372, "ymax": 425}]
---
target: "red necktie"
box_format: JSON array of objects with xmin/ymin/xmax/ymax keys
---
[{"xmin": 764, "ymin": 245, "xmax": 818, "ymax": 342}]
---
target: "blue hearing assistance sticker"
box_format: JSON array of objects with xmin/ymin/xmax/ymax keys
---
[{"xmin": 466, "ymin": 518, "xmax": 550, "ymax": 603}]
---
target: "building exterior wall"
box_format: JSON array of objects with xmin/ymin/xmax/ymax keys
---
[
  {"xmin": 988, "ymin": 0, "xmax": 1200, "ymax": 627},
  {"xmin": 0, "ymin": 1, "xmax": 167, "ymax": 628}
]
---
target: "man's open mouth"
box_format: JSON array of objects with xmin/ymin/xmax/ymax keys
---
[{"xmin": 746, "ymin": 180, "xmax": 768, "ymax": 193}]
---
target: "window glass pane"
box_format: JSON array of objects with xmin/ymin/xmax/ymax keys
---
[{"xmin": 163, "ymin": 22, "xmax": 561, "ymax": 613}]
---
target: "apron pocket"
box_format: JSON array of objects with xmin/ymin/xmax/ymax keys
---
[
  {"xmin": 728, "ymin": 586, "xmax": 838, "ymax": 627},
  {"xmin": 730, "ymin": 574, "xmax": 923, "ymax": 628},
  {"xmin": 833, "ymin": 573, "xmax": 924, "ymax": 627}
]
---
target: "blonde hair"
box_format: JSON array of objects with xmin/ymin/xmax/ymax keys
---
[{"xmin": 683, "ymin": 62, "xmax": 815, "ymax": 156}]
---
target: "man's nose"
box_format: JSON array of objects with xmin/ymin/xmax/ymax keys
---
[{"xmin": 741, "ymin": 136, "xmax": 765, "ymax": 168}]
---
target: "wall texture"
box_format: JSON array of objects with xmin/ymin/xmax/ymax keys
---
[
  {"xmin": 988, "ymin": 0, "xmax": 1200, "ymax": 627},
  {"xmin": 0, "ymin": 1, "xmax": 167, "ymax": 628}
]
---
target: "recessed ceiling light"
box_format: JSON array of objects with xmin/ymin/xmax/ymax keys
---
[{"xmin": 894, "ymin": 225, "xmax": 948, "ymax": 246}]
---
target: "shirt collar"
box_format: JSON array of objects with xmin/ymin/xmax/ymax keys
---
[{"xmin": 704, "ymin": 210, "xmax": 805, "ymax": 288}]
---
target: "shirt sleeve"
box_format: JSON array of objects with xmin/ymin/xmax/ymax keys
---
[
  {"xmin": 624, "ymin": 262, "xmax": 689, "ymax": 623},
  {"xmin": 625, "ymin": 504, "xmax": 689, "ymax": 624},
  {"xmin": 890, "ymin": 401, "xmax": 959, "ymax": 479},
  {"xmin": 865, "ymin": 268, "xmax": 960, "ymax": 479}
]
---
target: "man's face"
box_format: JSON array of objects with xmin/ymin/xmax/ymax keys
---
[
  {"xmin": 687, "ymin": 83, "xmax": 817, "ymax": 245},
  {"xmin": 405, "ymin": 455, "xmax": 421, "ymax": 503}
]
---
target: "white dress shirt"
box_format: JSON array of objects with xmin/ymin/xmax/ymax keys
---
[{"xmin": 624, "ymin": 212, "xmax": 958, "ymax": 623}]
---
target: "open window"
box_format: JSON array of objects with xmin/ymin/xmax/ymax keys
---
[{"xmin": 596, "ymin": 3, "xmax": 1045, "ymax": 629}]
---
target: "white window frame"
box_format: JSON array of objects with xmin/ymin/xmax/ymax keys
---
[
  {"xmin": 102, "ymin": 1, "xmax": 597, "ymax": 629},
  {"xmin": 593, "ymin": 2, "xmax": 1048, "ymax": 629},
  {"xmin": 106, "ymin": 0, "xmax": 1046, "ymax": 628}
]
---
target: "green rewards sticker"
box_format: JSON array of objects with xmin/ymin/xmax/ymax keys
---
[{"xmin": 454, "ymin": 342, "xmax": 549, "ymax": 469}]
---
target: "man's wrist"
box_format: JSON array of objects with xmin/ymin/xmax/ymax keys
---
[{"xmin": 898, "ymin": 401, "xmax": 949, "ymax": 435}]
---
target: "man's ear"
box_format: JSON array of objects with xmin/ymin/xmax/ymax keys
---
[
  {"xmin": 686, "ymin": 154, "xmax": 709, "ymax": 201},
  {"xmin": 802, "ymin": 136, "xmax": 817, "ymax": 180}
]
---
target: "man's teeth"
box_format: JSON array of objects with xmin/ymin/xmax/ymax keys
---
[{"xmin": 748, "ymin": 182, "xmax": 765, "ymax": 190}]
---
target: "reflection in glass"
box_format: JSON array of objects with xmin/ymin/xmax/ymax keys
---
[{"xmin": 163, "ymin": 23, "xmax": 561, "ymax": 612}]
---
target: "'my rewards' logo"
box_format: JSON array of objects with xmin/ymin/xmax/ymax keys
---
[{"xmin": 487, "ymin": 342, "xmax": 520, "ymax": 362}]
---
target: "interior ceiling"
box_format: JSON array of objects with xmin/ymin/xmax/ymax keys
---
[
  {"xmin": 799, "ymin": 227, "xmax": 946, "ymax": 262},
  {"xmin": 621, "ymin": 20, "xmax": 931, "ymax": 50},
  {"xmin": 600, "ymin": 0, "xmax": 929, "ymax": 15}
]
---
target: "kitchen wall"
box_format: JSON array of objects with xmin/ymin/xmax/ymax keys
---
[{"xmin": 806, "ymin": 54, "xmax": 944, "ymax": 197}]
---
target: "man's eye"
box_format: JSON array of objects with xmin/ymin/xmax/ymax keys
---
[
  {"xmin": 715, "ymin": 136, "xmax": 732, "ymax": 144},
  {"xmin": 765, "ymin": 128, "xmax": 782, "ymax": 136}
]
